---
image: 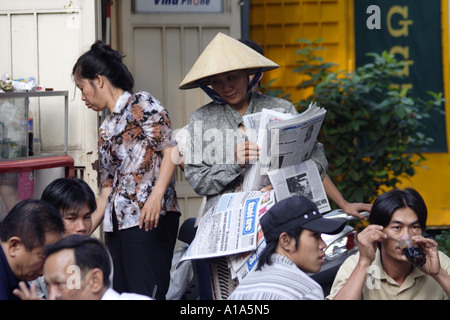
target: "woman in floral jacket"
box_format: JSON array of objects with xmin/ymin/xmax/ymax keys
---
[{"xmin": 72, "ymin": 41, "xmax": 180, "ymax": 300}]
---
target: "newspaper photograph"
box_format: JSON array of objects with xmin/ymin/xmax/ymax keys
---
[
  {"xmin": 179, "ymin": 190, "xmax": 276, "ymax": 263},
  {"xmin": 268, "ymin": 159, "xmax": 331, "ymax": 213}
]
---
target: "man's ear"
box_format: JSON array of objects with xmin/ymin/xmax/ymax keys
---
[
  {"xmin": 7, "ymin": 236, "xmax": 24, "ymax": 257},
  {"xmin": 278, "ymin": 232, "xmax": 294, "ymax": 252},
  {"xmin": 86, "ymin": 268, "xmax": 104, "ymax": 294}
]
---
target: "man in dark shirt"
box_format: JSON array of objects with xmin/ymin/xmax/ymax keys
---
[
  {"xmin": 0, "ymin": 199, "xmax": 64, "ymax": 300},
  {"xmin": 0, "ymin": 242, "xmax": 20, "ymax": 300}
]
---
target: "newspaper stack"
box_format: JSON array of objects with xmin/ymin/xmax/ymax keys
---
[
  {"xmin": 179, "ymin": 190, "xmax": 276, "ymax": 282},
  {"xmin": 178, "ymin": 102, "xmax": 331, "ymax": 282},
  {"xmin": 242, "ymin": 102, "xmax": 330, "ymax": 212},
  {"xmin": 242, "ymin": 102, "xmax": 326, "ymax": 190}
]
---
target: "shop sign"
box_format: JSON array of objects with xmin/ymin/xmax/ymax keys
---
[
  {"xmin": 354, "ymin": 0, "xmax": 446, "ymax": 152},
  {"xmin": 134, "ymin": 0, "xmax": 223, "ymax": 13}
]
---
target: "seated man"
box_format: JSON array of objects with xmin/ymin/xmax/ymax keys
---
[
  {"xmin": 228, "ymin": 195, "xmax": 347, "ymax": 300},
  {"xmin": 0, "ymin": 199, "xmax": 64, "ymax": 300},
  {"xmin": 328, "ymin": 188, "xmax": 450, "ymax": 300},
  {"xmin": 41, "ymin": 177, "xmax": 98, "ymax": 236},
  {"xmin": 42, "ymin": 234, "xmax": 151, "ymax": 300},
  {"xmin": 19, "ymin": 177, "xmax": 99, "ymax": 299}
]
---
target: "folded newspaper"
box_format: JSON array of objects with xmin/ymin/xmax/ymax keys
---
[
  {"xmin": 268, "ymin": 159, "xmax": 330, "ymax": 213},
  {"xmin": 227, "ymin": 219, "xmax": 268, "ymax": 282},
  {"xmin": 242, "ymin": 102, "xmax": 326, "ymax": 191},
  {"xmin": 178, "ymin": 190, "xmax": 276, "ymax": 264}
]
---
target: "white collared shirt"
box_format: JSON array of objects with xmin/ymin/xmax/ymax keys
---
[
  {"xmin": 101, "ymin": 288, "xmax": 152, "ymax": 300},
  {"xmin": 327, "ymin": 250, "xmax": 450, "ymax": 300}
]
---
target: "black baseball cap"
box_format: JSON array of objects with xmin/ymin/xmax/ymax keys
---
[{"xmin": 261, "ymin": 195, "xmax": 346, "ymax": 241}]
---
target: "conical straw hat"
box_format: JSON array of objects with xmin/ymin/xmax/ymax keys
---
[{"xmin": 179, "ymin": 32, "xmax": 279, "ymax": 89}]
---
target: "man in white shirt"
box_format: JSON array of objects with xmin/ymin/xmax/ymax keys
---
[
  {"xmin": 41, "ymin": 234, "xmax": 151, "ymax": 300},
  {"xmin": 327, "ymin": 188, "xmax": 450, "ymax": 300},
  {"xmin": 100, "ymin": 287, "xmax": 151, "ymax": 300}
]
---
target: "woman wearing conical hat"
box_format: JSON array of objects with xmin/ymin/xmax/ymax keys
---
[
  {"xmin": 178, "ymin": 33, "xmax": 329, "ymax": 299},
  {"xmin": 179, "ymin": 33, "xmax": 328, "ymax": 216}
]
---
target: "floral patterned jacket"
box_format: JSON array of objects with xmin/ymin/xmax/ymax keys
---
[{"xmin": 99, "ymin": 91, "xmax": 180, "ymax": 231}]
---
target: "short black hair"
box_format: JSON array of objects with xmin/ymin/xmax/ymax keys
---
[
  {"xmin": 369, "ymin": 188, "xmax": 427, "ymax": 230},
  {"xmin": 0, "ymin": 199, "xmax": 65, "ymax": 251},
  {"xmin": 256, "ymin": 226, "xmax": 303, "ymax": 271},
  {"xmin": 44, "ymin": 234, "xmax": 111, "ymax": 287},
  {"xmin": 41, "ymin": 177, "xmax": 97, "ymax": 215}
]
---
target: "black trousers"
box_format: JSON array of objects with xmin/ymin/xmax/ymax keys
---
[{"xmin": 105, "ymin": 209, "xmax": 180, "ymax": 300}]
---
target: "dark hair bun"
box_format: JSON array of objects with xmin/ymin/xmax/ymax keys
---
[
  {"xmin": 73, "ymin": 40, "xmax": 134, "ymax": 92},
  {"xmin": 90, "ymin": 40, "xmax": 124, "ymax": 63}
]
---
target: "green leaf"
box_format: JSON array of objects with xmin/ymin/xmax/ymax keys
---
[
  {"xmin": 380, "ymin": 113, "xmax": 391, "ymax": 125},
  {"xmin": 394, "ymin": 106, "xmax": 407, "ymax": 118}
]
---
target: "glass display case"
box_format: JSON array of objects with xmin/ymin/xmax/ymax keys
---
[
  {"xmin": 0, "ymin": 91, "xmax": 73, "ymax": 221},
  {"xmin": 0, "ymin": 91, "xmax": 69, "ymax": 159}
]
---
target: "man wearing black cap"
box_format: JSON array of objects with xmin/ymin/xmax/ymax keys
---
[{"xmin": 228, "ymin": 195, "xmax": 346, "ymax": 300}]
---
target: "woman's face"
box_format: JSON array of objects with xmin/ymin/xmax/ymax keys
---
[
  {"xmin": 75, "ymin": 76, "xmax": 106, "ymax": 112},
  {"xmin": 210, "ymin": 70, "xmax": 250, "ymax": 109}
]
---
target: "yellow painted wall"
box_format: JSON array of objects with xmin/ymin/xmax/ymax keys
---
[
  {"xmin": 249, "ymin": 0, "xmax": 355, "ymax": 102},
  {"xmin": 250, "ymin": 0, "xmax": 450, "ymax": 226}
]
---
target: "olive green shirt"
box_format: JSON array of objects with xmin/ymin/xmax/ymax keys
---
[{"xmin": 327, "ymin": 250, "xmax": 450, "ymax": 300}]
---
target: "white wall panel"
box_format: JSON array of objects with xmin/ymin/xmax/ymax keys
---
[{"xmin": 0, "ymin": 0, "xmax": 99, "ymax": 197}]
